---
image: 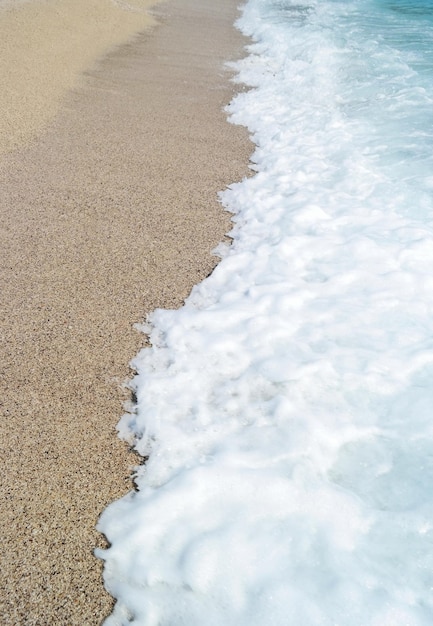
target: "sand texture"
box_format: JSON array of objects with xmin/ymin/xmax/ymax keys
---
[
  {"xmin": 0, "ymin": 0, "xmax": 251, "ymax": 623},
  {"xmin": 0, "ymin": 0, "xmax": 157, "ymax": 155}
]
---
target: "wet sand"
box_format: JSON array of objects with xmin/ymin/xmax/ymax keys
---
[{"xmin": 0, "ymin": 0, "xmax": 251, "ymax": 623}]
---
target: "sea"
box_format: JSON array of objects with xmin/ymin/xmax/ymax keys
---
[{"xmin": 98, "ymin": 1, "xmax": 433, "ymax": 624}]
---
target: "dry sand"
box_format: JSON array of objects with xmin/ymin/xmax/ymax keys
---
[
  {"xmin": 0, "ymin": 0, "xmax": 157, "ymax": 154},
  {"xmin": 0, "ymin": 0, "xmax": 251, "ymax": 623}
]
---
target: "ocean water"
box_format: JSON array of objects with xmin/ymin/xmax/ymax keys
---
[{"xmin": 98, "ymin": 0, "xmax": 433, "ymax": 624}]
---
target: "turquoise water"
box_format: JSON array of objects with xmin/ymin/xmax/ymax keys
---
[{"xmin": 260, "ymin": 0, "xmax": 433, "ymax": 217}]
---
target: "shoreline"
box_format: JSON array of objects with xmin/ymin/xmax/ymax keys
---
[{"xmin": 0, "ymin": 0, "xmax": 251, "ymax": 623}]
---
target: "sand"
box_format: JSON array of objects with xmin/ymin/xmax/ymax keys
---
[
  {"xmin": 0, "ymin": 0, "xmax": 157, "ymax": 155},
  {"xmin": 0, "ymin": 0, "xmax": 251, "ymax": 623}
]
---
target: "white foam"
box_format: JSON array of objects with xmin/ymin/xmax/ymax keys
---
[{"xmin": 98, "ymin": 0, "xmax": 433, "ymax": 623}]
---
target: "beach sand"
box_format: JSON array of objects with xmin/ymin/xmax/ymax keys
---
[
  {"xmin": 0, "ymin": 0, "xmax": 251, "ymax": 623},
  {"xmin": 0, "ymin": 0, "xmax": 157, "ymax": 155}
]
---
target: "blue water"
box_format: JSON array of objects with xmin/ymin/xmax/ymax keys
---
[
  {"xmin": 241, "ymin": 0, "xmax": 433, "ymax": 223},
  {"xmin": 271, "ymin": 0, "xmax": 433, "ymax": 172}
]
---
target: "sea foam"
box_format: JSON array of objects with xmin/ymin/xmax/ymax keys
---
[{"xmin": 98, "ymin": 0, "xmax": 433, "ymax": 623}]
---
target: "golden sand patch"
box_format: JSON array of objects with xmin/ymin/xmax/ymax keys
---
[{"xmin": 0, "ymin": 0, "xmax": 157, "ymax": 154}]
